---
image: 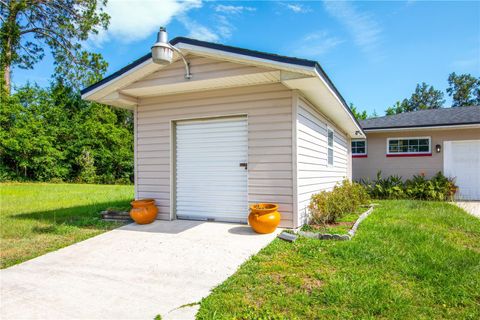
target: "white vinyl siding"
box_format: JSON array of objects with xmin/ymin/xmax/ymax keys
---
[
  {"xmin": 135, "ymin": 82, "xmax": 294, "ymax": 227},
  {"xmin": 175, "ymin": 117, "xmax": 248, "ymax": 222},
  {"xmin": 296, "ymin": 98, "xmax": 349, "ymax": 225}
]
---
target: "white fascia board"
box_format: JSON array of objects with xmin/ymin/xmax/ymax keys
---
[{"xmin": 364, "ymin": 123, "xmax": 480, "ymax": 133}]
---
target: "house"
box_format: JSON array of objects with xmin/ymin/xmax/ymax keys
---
[
  {"xmin": 81, "ymin": 34, "xmax": 364, "ymax": 228},
  {"xmin": 352, "ymin": 106, "xmax": 480, "ymax": 200}
]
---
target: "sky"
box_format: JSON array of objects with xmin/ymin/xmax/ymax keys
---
[{"xmin": 11, "ymin": 0, "xmax": 480, "ymax": 116}]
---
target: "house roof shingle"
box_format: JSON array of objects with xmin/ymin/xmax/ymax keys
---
[{"xmin": 360, "ymin": 106, "xmax": 480, "ymax": 130}]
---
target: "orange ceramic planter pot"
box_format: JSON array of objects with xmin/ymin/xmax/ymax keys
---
[
  {"xmin": 248, "ymin": 203, "xmax": 281, "ymax": 234},
  {"xmin": 130, "ymin": 199, "xmax": 158, "ymax": 224}
]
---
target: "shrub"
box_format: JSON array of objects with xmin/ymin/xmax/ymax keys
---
[
  {"xmin": 359, "ymin": 171, "xmax": 457, "ymax": 201},
  {"xmin": 359, "ymin": 171, "xmax": 404, "ymax": 199},
  {"xmin": 308, "ymin": 180, "xmax": 370, "ymax": 224}
]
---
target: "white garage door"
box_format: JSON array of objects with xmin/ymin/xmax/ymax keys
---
[
  {"xmin": 175, "ymin": 117, "xmax": 248, "ymax": 222},
  {"xmin": 444, "ymin": 140, "xmax": 480, "ymax": 200}
]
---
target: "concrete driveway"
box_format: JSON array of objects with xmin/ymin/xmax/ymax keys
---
[
  {"xmin": 0, "ymin": 220, "xmax": 279, "ymax": 319},
  {"xmin": 455, "ymin": 201, "xmax": 480, "ymax": 218}
]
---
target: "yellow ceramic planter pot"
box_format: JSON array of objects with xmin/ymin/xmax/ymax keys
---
[
  {"xmin": 130, "ymin": 199, "xmax": 158, "ymax": 224},
  {"xmin": 248, "ymin": 203, "xmax": 281, "ymax": 234}
]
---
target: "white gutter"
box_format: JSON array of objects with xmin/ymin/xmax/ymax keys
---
[{"xmin": 363, "ymin": 123, "xmax": 480, "ymax": 132}]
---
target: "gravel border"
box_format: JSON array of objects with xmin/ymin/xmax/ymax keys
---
[{"xmin": 296, "ymin": 205, "xmax": 374, "ymax": 241}]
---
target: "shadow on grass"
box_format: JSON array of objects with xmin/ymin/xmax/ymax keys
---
[
  {"xmin": 11, "ymin": 202, "xmax": 209, "ymax": 235},
  {"xmin": 11, "ymin": 203, "xmax": 261, "ymax": 236},
  {"xmin": 10, "ymin": 200, "xmax": 131, "ymax": 229}
]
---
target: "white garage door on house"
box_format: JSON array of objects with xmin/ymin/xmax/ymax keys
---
[
  {"xmin": 444, "ymin": 140, "xmax": 480, "ymax": 200},
  {"xmin": 175, "ymin": 116, "xmax": 248, "ymax": 222}
]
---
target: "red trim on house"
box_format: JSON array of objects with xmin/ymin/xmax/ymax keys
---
[
  {"xmin": 386, "ymin": 153, "xmax": 432, "ymax": 157},
  {"xmin": 352, "ymin": 154, "xmax": 368, "ymax": 158}
]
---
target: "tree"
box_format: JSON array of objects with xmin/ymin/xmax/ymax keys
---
[
  {"xmin": 0, "ymin": 83, "xmax": 134, "ymax": 183},
  {"xmin": 0, "ymin": 83, "xmax": 69, "ymax": 180},
  {"xmin": 0, "ymin": 0, "xmax": 109, "ymax": 93},
  {"xmin": 446, "ymin": 72, "xmax": 480, "ymax": 107},
  {"xmin": 385, "ymin": 83, "xmax": 445, "ymax": 115},
  {"xmin": 385, "ymin": 100, "xmax": 408, "ymax": 115},
  {"xmin": 349, "ymin": 103, "xmax": 368, "ymax": 120},
  {"xmin": 405, "ymin": 82, "xmax": 445, "ymax": 111}
]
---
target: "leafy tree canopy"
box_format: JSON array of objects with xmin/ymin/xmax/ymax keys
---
[
  {"xmin": 385, "ymin": 82, "xmax": 445, "ymax": 115},
  {"xmin": 446, "ymin": 72, "xmax": 480, "ymax": 107},
  {"xmin": 404, "ymin": 82, "xmax": 445, "ymax": 111},
  {"xmin": 0, "ymin": 0, "xmax": 109, "ymax": 93},
  {"xmin": 0, "ymin": 82, "xmax": 133, "ymax": 183},
  {"xmin": 385, "ymin": 73, "xmax": 479, "ymax": 115},
  {"xmin": 349, "ymin": 103, "xmax": 368, "ymax": 120}
]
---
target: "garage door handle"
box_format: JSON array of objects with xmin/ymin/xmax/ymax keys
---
[{"xmin": 239, "ymin": 162, "xmax": 248, "ymax": 170}]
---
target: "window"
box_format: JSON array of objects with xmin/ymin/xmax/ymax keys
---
[
  {"xmin": 327, "ymin": 127, "xmax": 334, "ymax": 165},
  {"xmin": 352, "ymin": 140, "xmax": 367, "ymax": 155},
  {"xmin": 387, "ymin": 137, "xmax": 431, "ymax": 155}
]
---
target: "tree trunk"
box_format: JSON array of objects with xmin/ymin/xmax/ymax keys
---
[
  {"xmin": 2, "ymin": 1, "xmax": 17, "ymax": 96},
  {"xmin": 3, "ymin": 60, "xmax": 11, "ymax": 95}
]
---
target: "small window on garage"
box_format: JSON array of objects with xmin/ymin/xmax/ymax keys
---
[
  {"xmin": 387, "ymin": 137, "xmax": 431, "ymax": 155},
  {"xmin": 352, "ymin": 140, "xmax": 367, "ymax": 155},
  {"xmin": 327, "ymin": 127, "xmax": 334, "ymax": 165}
]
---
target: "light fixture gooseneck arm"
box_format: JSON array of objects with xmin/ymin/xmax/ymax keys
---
[{"xmin": 169, "ymin": 45, "xmax": 192, "ymax": 80}]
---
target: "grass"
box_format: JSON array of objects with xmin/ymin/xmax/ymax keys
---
[
  {"xmin": 301, "ymin": 207, "xmax": 367, "ymax": 234},
  {"xmin": 0, "ymin": 182, "xmax": 134, "ymax": 268},
  {"xmin": 197, "ymin": 200, "xmax": 480, "ymax": 320}
]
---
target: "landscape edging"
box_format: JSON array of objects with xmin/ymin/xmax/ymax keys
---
[{"xmin": 297, "ymin": 205, "xmax": 374, "ymax": 241}]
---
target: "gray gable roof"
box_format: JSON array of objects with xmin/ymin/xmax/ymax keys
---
[{"xmin": 360, "ymin": 106, "xmax": 480, "ymax": 130}]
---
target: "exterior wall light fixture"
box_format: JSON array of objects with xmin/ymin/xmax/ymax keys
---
[{"xmin": 151, "ymin": 27, "xmax": 192, "ymax": 79}]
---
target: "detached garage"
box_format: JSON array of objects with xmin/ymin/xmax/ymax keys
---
[{"xmin": 81, "ymin": 31, "xmax": 364, "ymax": 228}]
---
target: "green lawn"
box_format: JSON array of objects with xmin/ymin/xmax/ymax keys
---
[
  {"xmin": 0, "ymin": 183, "xmax": 133, "ymax": 268},
  {"xmin": 197, "ymin": 200, "xmax": 480, "ymax": 320},
  {"xmin": 301, "ymin": 208, "xmax": 367, "ymax": 235}
]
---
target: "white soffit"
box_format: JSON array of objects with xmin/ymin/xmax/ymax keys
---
[
  {"xmin": 81, "ymin": 58, "xmax": 160, "ymax": 103},
  {"xmin": 282, "ymin": 76, "xmax": 365, "ymax": 138}
]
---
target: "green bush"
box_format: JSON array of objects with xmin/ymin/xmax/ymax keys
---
[
  {"xmin": 359, "ymin": 171, "xmax": 457, "ymax": 201},
  {"xmin": 308, "ymin": 180, "xmax": 370, "ymax": 224},
  {"xmin": 359, "ymin": 171, "xmax": 405, "ymax": 199}
]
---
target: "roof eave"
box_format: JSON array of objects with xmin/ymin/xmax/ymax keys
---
[
  {"xmin": 80, "ymin": 37, "xmax": 365, "ymax": 137},
  {"xmin": 363, "ymin": 122, "xmax": 480, "ymax": 132}
]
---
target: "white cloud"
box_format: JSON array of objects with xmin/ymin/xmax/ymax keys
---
[
  {"xmin": 216, "ymin": 15, "xmax": 234, "ymax": 39},
  {"xmin": 214, "ymin": 5, "xmax": 256, "ymax": 14},
  {"xmin": 284, "ymin": 3, "xmax": 310, "ymax": 13},
  {"xmin": 177, "ymin": 15, "xmax": 219, "ymax": 42},
  {"xmin": 91, "ymin": 0, "xmax": 202, "ymax": 45},
  {"xmin": 323, "ymin": 0, "xmax": 382, "ymax": 56},
  {"xmin": 294, "ymin": 31, "xmax": 344, "ymax": 57},
  {"xmin": 209, "ymin": 3, "xmax": 257, "ymax": 41}
]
